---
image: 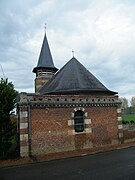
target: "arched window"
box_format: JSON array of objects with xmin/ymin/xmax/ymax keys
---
[{"xmin": 74, "ymin": 110, "xmax": 84, "ymax": 132}]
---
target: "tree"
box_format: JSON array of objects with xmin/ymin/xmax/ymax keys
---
[
  {"xmin": 119, "ymin": 97, "xmax": 128, "ymax": 114},
  {"xmin": 130, "ymin": 96, "xmax": 135, "ymax": 114},
  {"xmin": 130, "ymin": 97, "xmax": 135, "ymax": 107},
  {"xmin": 0, "ymin": 78, "xmax": 18, "ymax": 159}
]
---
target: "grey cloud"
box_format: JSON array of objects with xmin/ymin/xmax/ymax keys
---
[{"xmin": 0, "ymin": 0, "xmax": 135, "ymax": 99}]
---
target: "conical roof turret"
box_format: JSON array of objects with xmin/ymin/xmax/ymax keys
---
[{"xmin": 33, "ymin": 33, "xmax": 58, "ymax": 73}]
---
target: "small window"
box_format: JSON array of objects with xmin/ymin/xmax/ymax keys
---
[{"xmin": 74, "ymin": 110, "xmax": 84, "ymax": 132}]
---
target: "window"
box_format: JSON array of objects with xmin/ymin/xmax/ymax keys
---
[{"xmin": 74, "ymin": 110, "xmax": 84, "ymax": 132}]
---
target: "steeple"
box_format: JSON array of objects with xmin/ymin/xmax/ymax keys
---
[{"xmin": 33, "ymin": 32, "xmax": 58, "ymax": 92}]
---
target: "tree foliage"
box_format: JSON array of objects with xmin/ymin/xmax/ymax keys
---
[
  {"xmin": 119, "ymin": 97, "xmax": 128, "ymax": 109},
  {"xmin": 0, "ymin": 78, "xmax": 18, "ymax": 159},
  {"xmin": 130, "ymin": 97, "xmax": 135, "ymax": 107},
  {"xmin": 130, "ymin": 96, "xmax": 135, "ymax": 114}
]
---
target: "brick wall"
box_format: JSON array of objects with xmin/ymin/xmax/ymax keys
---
[
  {"xmin": 29, "ymin": 105, "xmax": 119, "ymax": 155},
  {"xmin": 18, "ymin": 93, "xmax": 124, "ymax": 157}
]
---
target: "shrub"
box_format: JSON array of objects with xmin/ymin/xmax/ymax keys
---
[{"xmin": 122, "ymin": 120, "xmax": 128, "ymax": 124}]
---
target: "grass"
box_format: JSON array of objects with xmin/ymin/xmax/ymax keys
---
[{"xmin": 122, "ymin": 114, "xmax": 135, "ymax": 123}]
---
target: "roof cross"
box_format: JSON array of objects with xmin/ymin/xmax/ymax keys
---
[{"xmin": 72, "ymin": 50, "xmax": 75, "ymax": 57}]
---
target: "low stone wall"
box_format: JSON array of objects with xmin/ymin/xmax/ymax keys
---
[
  {"xmin": 123, "ymin": 124, "xmax": 135, "ymax": 131},
  {"xmin": 123, "ymin": 124, "xmax": 135, "ymax": 143}
]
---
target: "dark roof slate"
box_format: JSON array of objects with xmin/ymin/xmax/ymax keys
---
[
  {"xmin": 39, "ymin": 57, "xmax": 117, "ymax": 95},
  {"xmin": 33, "ymin": 33, "xmax": 58, "ymax": 73}
]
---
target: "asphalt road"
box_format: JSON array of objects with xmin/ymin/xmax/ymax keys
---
[{"xmin": 0, "ymin": 146, "xmax": 135, "ymax": 180}]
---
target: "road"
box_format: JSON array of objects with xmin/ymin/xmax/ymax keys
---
[{"xmin": 0, "ymin": 146, "xmax": 135, "ymax": 180}]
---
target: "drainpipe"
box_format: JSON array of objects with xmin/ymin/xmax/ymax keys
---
[
  {"xmin": 17, "ymin": 105, "xmax": 20, "ymax": 157},
  {"xmin": 28, "ymin": 99, "xmax": 31, "ymax": 157}
]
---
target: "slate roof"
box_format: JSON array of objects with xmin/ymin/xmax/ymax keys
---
[
  {"xmin": 39, "ymin": 57, "xmax": 117, "ymax": 95},
  {"xmin": 33, "ymin": 33, "xmax": 58, "ymax": 73}
]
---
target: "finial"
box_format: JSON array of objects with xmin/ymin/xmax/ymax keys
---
[
  {"xmin": 72, "ymin": 50, "xmax": 74, "ymax": 57},
  {"xmin": 44, "ymin": 23, "xmax": 47, "ymax": 32}
]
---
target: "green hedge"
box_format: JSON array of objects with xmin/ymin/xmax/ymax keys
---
[{"xmin": 122, "ymin": 115, "xmax": 135, "ymax": 124}]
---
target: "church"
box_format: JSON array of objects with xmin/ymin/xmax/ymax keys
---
[{"xmin": 18, "ymin": 32, "xmax": 123, "ymax": 158}]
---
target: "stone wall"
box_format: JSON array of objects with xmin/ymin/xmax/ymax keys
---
[{"xmin": 123, "ymin": 124, "xmax": 135, "ymax": 143}]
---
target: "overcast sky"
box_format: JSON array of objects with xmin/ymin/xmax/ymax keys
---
[{"xmin": 0, "ymin": 0, "xmax": 135, "ymax": 100}]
